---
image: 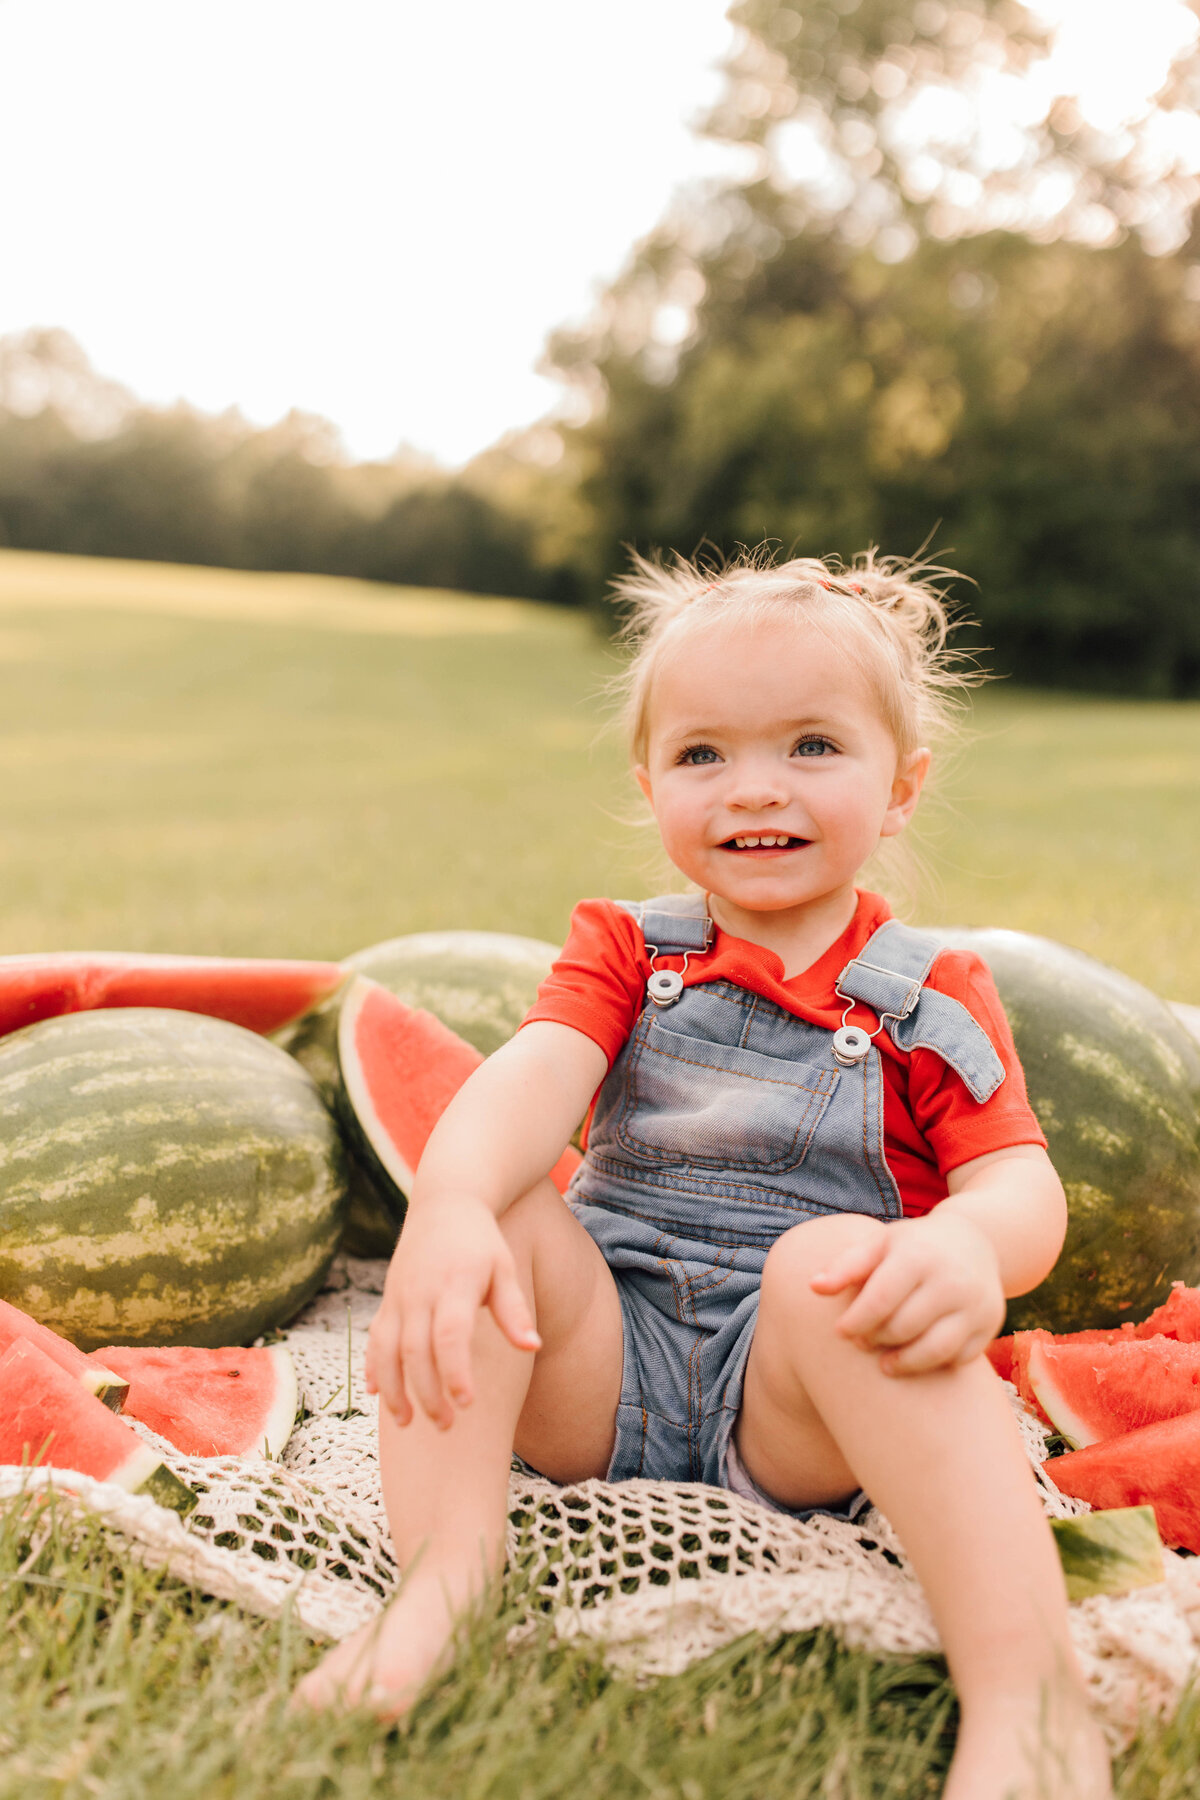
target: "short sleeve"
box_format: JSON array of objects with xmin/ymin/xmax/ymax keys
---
[
  {"xmin": 520, "ymin": 899, "xmax": 648, "ymax": 1068},
  {"xmin": 906, "ymin": 949, "xmax": 1048, "ymax": 1176}
]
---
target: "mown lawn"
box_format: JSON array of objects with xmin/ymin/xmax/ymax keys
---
[{"xmin": 1, "ymin": 546, "xmax": 1199, "ymax": 1798}]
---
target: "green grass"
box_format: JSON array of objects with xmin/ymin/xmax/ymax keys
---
[
  {"xmin": 2, "ymin": 546, "xmax": 1200, "ymax": 1795},
  {"xmin": 1, "ymin": 547, "xmax": 1198, "ymax": 998}
]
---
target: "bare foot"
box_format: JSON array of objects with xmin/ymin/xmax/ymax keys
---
[
  {"xmin": 292, "ymin": 1563, "xmax": 481, "ymax": 1719},
  {"xmin": 945, "ymin": 1687, "xmax": 1113, "ymax": 1800}
]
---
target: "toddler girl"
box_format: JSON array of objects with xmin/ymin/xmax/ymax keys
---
[{"xmin": 300, "ymin": 553, "xmax": 1112, "ymax": 1799}]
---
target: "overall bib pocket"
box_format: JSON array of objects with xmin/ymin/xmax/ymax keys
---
[{"xmin": 616, "ymin": 1015, "xmax": 838, "ymax": 1172}]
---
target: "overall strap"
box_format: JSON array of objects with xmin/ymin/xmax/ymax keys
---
[
  {"xmin": 836, "ymin": 920, "xmax": 1006, "ymax": 1103},
  {"xmin": 613, "ymin": 893, "xmax": 712, "ymax": 956}
]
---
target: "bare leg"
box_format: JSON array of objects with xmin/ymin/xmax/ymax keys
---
[
  {"xmin": 294, "ymin": 1180, "xmax": 623, "ymax": 1715},
  {"xmin": 736, "ymin": 1215, "xmax": 1112, "ymax": 1800}
]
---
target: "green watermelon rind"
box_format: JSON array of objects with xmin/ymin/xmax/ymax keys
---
[
  {"xmin": 0, "ymin": 1008, "xmax": 348, "ymax": 1349},
  {"xmin": 929, "ymin": 928, "xmax": 1200, "ymax": 1334},
  {"xmin": 1049, "ymin": 1506, "xmax": 1163, "ymax": 1602}
]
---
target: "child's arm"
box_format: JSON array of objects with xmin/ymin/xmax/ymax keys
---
[
  {"xmin": 809, "ymin": 1145, "xmax": 1067, "ymax": 1376},
  {"xmin": 365, "ymin": 1020, "xmax": 609, "ymax": 1428}
]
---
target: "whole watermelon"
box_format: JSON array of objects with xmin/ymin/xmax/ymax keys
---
[
  {"xmin": 279, "ymin": 931, "xmax": 559, "ymax": 1255},
  {"xmin": 0, "ymin": 1008, "xmax": 347, "ymax": 1349},
  {"xmin": 931, "ymin": 930, "xmax": 1200, "ymax": 1333}
]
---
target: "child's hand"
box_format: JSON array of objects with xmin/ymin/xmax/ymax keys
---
[
  {"xmin": 364, "ymin": 1195, "xmax": 541, "ymax": 1429},
  {"xmin": 809, "ymin": 1212, "xmax": 1005, "ymax": 1375}
]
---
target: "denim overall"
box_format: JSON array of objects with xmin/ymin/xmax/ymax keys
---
[{"xmin": 566, "ymin": 893, "xmax": 1006, "ymax": 1506}]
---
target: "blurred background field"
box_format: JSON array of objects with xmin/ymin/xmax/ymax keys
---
[{"xmin": 1, "ymin": 547, "xmax": 1197, "ymax": 1002}]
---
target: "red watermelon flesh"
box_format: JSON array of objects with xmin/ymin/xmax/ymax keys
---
[
  {"xmin": 1029, "ymin": 1336, "xmax": 1200, "ymax": 1448},
  {"xmin": 90, "ymin": 1343, "xmax": 298, "ymax": 1458},
  {"xmin": 1135, "ymin": 1283, "xmax": 1200, "ymax": 1341},
  {"xmin": 1044, "ymin": 1409, "xmax": 1200, "ymax": 1553},
  {"xmin": 0, "ymin": 1339, "xmax": 196, "ymax": 1514},
  {"xmin": 0, "ymin": 953, "xmax": 345, "ymax": 1039},
  {"xmin": 0, "ymin": 1298, "xmax": 128, "ymax": 1411},
  {"xmin": 337, "ymin": 978, "xmax": 581, "ymax": 1204},
  {"xmin": 987, "ymin": 1286, "xmax": 1200, "ymax": 1385},
  {"xmin": 1006, "ymin": 1328, "xmax": 1134, "ymax": 1420},
  {"xmin": 990, "ymin": 1324, "xmax": 1137, "ymax": 1383}
]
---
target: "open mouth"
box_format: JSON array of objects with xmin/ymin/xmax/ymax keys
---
[{"xmin": 720, "ymin": 834, "xmax": 809, "ymax": 852}]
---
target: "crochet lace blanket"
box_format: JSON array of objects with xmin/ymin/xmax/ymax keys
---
[{"xmin": 3, "ymin": 1256, "xmax": 1199, "ymax": 1749}]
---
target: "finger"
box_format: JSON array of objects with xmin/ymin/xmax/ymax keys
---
[
  {"xmin": 808, "ymin": 1233, "xmax": 888, "ymax": 1297},
  {"xmin": 836, "ymin": 1257, "xmax": 923, "ymax": 1342},
  {"xmin": 860, "ymin": 1285, "xmax": 949, "ymax": 1350},
  {"xmin": 880, "ymin": 1313, "xmax": 971, "ymax": 1377},
  {"xmin": 366, "ymin": 1312, "xmax": 413, "ymax": 1426},
  {"xmin": 402, "ymin": 1306, "xmax": 454, "ymax": 1430},
  {"xmin": 431, "ymin": 1288, "xmax": 485, "ymax": 1409},
  {"xmin": 488, "ymin": 1257, "xmax": 541, "ymax": 1355}
]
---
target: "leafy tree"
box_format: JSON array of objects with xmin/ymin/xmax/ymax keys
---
[{"xmin": 545, "ymin": 0, "xmax": 1200, "ymax": 693}]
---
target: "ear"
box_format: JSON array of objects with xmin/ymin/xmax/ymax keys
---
[
  {"xmin": 634, "ymin": 764, "xmax": 655, "ymax": 810},
  {"xmin": 879, "ymin": 747, "xmax": 931, "ymax": 839}
]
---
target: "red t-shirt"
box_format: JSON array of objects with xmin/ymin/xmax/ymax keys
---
[{"xmin": 522, "ymin": 890, "xmax": 1046, "ymax": 1218}]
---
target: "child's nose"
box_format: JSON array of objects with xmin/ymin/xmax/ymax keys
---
[{"xmin": 726, "ymin": 762, "xmax": 790, "ymax": 810}]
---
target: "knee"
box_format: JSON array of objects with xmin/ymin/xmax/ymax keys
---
[
  {"xmin": 494, "ymin": 1177, "xmax": 563, "ymax": 1267},
  {"xmin": 760, "ymin": 1213, "xmax": 885, "ymax": 1314}
]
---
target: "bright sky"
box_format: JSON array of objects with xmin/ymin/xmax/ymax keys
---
[
  {"xmin": 0, "ymin": 0, "xmax": 1194, "ymax": 466},
  {"xmin": 0, "ymin": 0, "xmax": 735, "ymax": 464}
]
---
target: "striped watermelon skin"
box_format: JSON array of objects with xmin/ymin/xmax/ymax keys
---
[
  {"xmin": 280, "ymin": 931, "xmax": 559, "ymax": 1255},
  {"xmin": 0, "ymin": 1008, "xmax": 347, "ymax": 1349},
  {"xmin": 930, "ymin": 929, "xmax": 1200, "ymax": 1334}
]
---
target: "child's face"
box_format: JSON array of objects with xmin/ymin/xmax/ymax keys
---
[{"xmin": 635, "ymin": 614, "xmax": 929, "ymax": 923}]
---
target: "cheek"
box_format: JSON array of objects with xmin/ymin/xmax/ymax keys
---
[{"xmin": 655, "ymin": 787, "xmax": 709, "ymax": 847}]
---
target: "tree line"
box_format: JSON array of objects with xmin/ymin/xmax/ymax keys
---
[
  {"xmin": 0, "ymin": 336, "xmax": 572, "ymax": 604},
  {"xmin": 3, "ymin": 0, "xmax": 1199, "ymax": 694}
]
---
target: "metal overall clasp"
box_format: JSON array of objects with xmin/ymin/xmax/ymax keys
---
[
  {"xmin": 831, "ymin": 982, "xmax": 901, "ymax": 1067},
  {"xmin": 645, "ymin": 913, "xmax": 714, "ymax": 1007}
]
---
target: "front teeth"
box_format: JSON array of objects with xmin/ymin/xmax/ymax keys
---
[{"xmin": 733, "ymin": 834, "xmax": 791, "ymax": 848}]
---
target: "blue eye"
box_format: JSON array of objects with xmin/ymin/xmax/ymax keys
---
[
  {"xmin": 793, "ymin": 736, "xmax": 835, "ymax": 758},
  {"xmin": 679, "ymin": 744, "xmax": 720, "ymax": 766}
]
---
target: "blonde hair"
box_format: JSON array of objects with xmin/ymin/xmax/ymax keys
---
[{"xmin": 612, "ymin": 546, "xmax": 984, "ymax": 764}]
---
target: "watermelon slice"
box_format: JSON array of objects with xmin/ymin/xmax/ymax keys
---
[
  {"xmin": 988, "ymin": 1325, "xmax": 1127, "ymax": 1387},
  {"xmin": 988, "ymin": 1286, "xmax": 1200, "ymax": 1416},
  {"xmin": 0, "ymin": 1298, "xmax": 128, "ymax": 1411},
  {"xmin": 336, "ymin": 977, "xmax": 582, "ymax": 1215},
  {"xmin": 1029, "ymin": 1336, "xmax": 1200, "ymax": 1448},
  {"xmin": 0, "ymin": 1339, "xmax": 196, "ymax": 1515},
  {"xmin": 0, "ymin": 952, "xmax": 345, "ymax": 1040},
  {"xmin": 1135, "ymin": 1283, "xmax": 1200, "ymax": 1341},
  {"xmin": 90, "ymin": 1343, "xmax": 298, "ymax": 1458},
  {"xmin": 1044, "ymin": 1410, "xmax": 1200, "ymax": 1553},
  {"xmin": 1049, "ymin": 1506, "xmax": 1164, "ymax": 1602}
]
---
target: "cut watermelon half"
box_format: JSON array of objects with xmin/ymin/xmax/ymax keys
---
[
  {"xmin": 0, "ymin": 1339, "xmax": 196, "ymax": 1515},
  {"xmin": 0, "ymin": 953, "xmax": 345, "ymax": 1040},
  {"xmin": 0, "ymin": 1298, "xmax": 128, "ymax": 1411},
  {"xmin": 336, "ymin": 977, "xmax": 581, "ymax": 1214},
  {"xmin": 90, "ymin": 1343, "xmax": 298, "ymax": 1458},
  {"xmin": 1029, "ymin": 1336, "xmax": 1200, "ymax": 1448},
  {"xmin": 1044, "ymin": 1409, "xmax": 1200, "ymax": 1553}
]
